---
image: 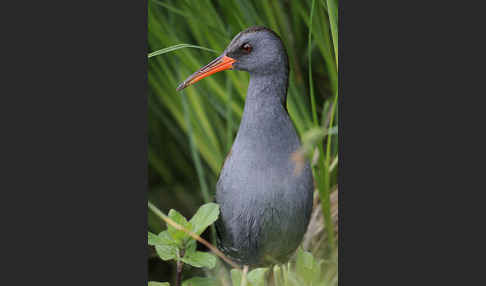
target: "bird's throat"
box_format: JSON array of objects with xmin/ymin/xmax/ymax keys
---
[
  {"xmin": 244, "ymin": 70, "xmax": 289, "ymax": 115},
  {"xmin": 236, "ymin": 71, "xmax": 295, "ymax": 146}
]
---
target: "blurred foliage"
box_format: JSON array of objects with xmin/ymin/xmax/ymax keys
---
[{"xmin": 148, "ymin": 0, "xmax": 338, "ymax": 284}]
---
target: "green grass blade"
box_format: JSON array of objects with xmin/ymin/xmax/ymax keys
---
[
  {"xmin": 307, "ymin": 0, "xmax": 318, "ymax": 126},
  {"xmin": 327, "ymin": 0, "xmax": 339, "ymax": 67},
  {"xmin": 148, "ymin": 44, "xmax": 218, "ymax": 58}
]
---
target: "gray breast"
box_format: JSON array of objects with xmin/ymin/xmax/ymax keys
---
[{"xmin": 215, "ymin": 111, "xmax": 313, "ymax": 266}]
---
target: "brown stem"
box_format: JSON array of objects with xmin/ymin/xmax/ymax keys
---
[
  {"xmin": 176, "ymin": 260, "xmax": 183, "ymax": 286},
  {"xmin": 240, "ymin": 265, "xmax": 249, "ymax": 286},
  {"xmin": 175, "ymin": 249, "xmax": 185, "ymax": 286}
]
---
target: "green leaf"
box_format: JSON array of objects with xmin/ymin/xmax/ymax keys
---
[
  {"xmin": 155, "ymin": 244, "xmax": 178, "ymax": 261},
  {"xmin": 247, "ymin": 268, "xmax": 268, "ymax": 286},
  {"xmin": 148, "ymin": 231, "xmax": 173, "ymax": 246},
  {"xmin": 181, "ymin": 251, "xmax": 216, "ymax": 269},
  {"xmin": 148, "ymin": 231, "xmax": 161, "ymax": 246},
  {"xmin": 230, "ymin": 269, "xmax": 242, "ymax": 286},
  {"xmin": 182, "ymin": 277, "xmax": 217, "ymax": 286},
  {"xmin": 296, "ymin": 249, "xmax": 316, "ymax": 285},
  {"xmin": 167, "ymin": 209, "xmax": 191, "ymax": 245},
  {"xmin": 158, "ymin": 231, "xmax": 174, "ymax": 244},
  {"xmin": 148, "ymin": 282, "xmax": 170, "ymax": 286},
  {"xmin": 312, "ymin": 259, "xmax": 324, "ymax": 284},
  {"xmin": 327, "ymin": 0, "xmax": 339, "ymax": 66},
  {"xmin": 185, "ymin": 239, "xmax": 197, "ymax": 254},
  {"xmin": 230, "ymin": 268, "xmax": 268, "ymax": 286},
  {"xmin": 189, "ymin": 203, "xmax": 220, "ymax": 235}
]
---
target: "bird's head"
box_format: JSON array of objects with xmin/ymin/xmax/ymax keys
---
[{"xmin": 176, "ymin": 26, "xmax": 288, "ymax": 91}]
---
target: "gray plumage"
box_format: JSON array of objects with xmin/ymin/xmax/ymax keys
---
[{"xmin": 213, "ymin": 27, "xmax": 314, "ymax": 266}]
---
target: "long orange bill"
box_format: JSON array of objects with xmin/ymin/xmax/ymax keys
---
[{"xmin": 176, "ymin": 55, "xmax": 237, "ymax": 91}]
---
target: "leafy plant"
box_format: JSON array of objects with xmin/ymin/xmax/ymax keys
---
[
  {"xmin": 148, "ymin": 202, "xmax": 337, "ymax": 286},
  {"xmin": 148, "ymin": 203, "xmax": 220, "ymax": 286},
  {"xmin": 226, "ymin": 248, "xmax": 336, "ymax": 286}
]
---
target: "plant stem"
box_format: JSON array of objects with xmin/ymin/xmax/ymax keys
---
[
  {"xmin": 240, "ymin": 265, "xmax": 249, "ymax": 286},
  {"xmin": 308, "ymin": 0, "xmax": 318, "ymax": 126},
  {"xmin": 323, "ymin": 93, "xmax": 339, "ymax": 252},
  {"xmin": 175, "ymin": 249, "xmax": 185, "ymax": 286},
  {"xmin": 176, "ymin": 260, "xmax": 183, "ymax": 286}
]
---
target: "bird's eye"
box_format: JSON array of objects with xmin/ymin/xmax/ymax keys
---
[{"xmin": 241, "ymin": 43, "xmax": 252, "ymax": 53}]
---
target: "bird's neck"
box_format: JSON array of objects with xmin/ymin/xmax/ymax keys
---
[
  {"xmin": 246, "ymin": 68, "xmax": 289, "ymax": 106},
  {"xmin": 242, "ymin": 71, "xmax": 289, "ymax": 121},
  {"xmin": 238, "ymin": 71, "xmax": 292, "ymax": 136}
]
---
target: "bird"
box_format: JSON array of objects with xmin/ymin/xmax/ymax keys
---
[{"xmin": 177, "ymin": 26, "xmax": 313, "ymax": 267}]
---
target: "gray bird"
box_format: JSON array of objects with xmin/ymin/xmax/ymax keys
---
[{"xmin": 177, "ymin": 26, "xmax": 313, "ymax": 267}]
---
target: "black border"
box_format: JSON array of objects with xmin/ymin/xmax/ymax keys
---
[{"xmin": 3, "ymin": 1, "xmax": 148, "ymax": 284}]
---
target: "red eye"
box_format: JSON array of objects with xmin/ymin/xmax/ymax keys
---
[{"xmin": 241, "ymin": 43, "xmax": 252, "ymax": 53}]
